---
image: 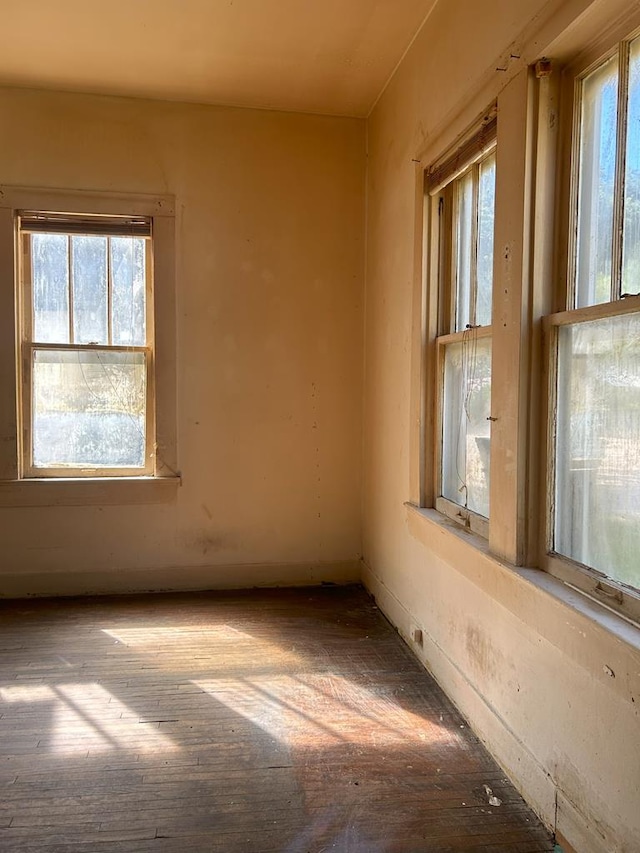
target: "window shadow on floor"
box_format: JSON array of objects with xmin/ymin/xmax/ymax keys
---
[{"xmin": 0, "ymin": 586, "xmax": 554, "ymax": 852}]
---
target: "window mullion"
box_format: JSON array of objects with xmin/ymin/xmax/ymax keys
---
[
  {"xmin": 470, "ymin": 163, "xmax": 480, "ymax": 326},
  {"xmin": 107, "ymin": 237, "xmax": 113, "ymax": 346},
  {"xmin": 441, "ymin": 190, "xmax": 454, "ymax": 336},
  {"xmin": 21, "ymin": 234, "xmax": 34, "ymax": 344},
  {"xmin": 435, "ymin": 195, "xmax": 446, "ymax": 337},
  {"xmin": 19, "ymin": 234, "xmax": 33, "ymax": 477},
  {"xmin": 567, "ymin": 75, "xmax": 582, "ymax": 310},
  {"xmin": 22, "ymin": 340, "xmax": 33, "ymax": 477},
  {"xmin": 612, "ymin": 41, "xmax": 630, "ymax": 301},
  {"xmin": 67, "ymin": 235, "xmax": 74, "ymax": 344},
  {"xmin": 450, "ymin": 184, "xmax": 460, "ymax": 332},
  {"xmin": 144, "ymin": 236, "xmax": 155, "ymax": 472}
]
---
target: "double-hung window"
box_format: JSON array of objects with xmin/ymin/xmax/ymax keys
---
[
  {"xmin": 18, "ymin": 212, "xmax": 155, "ymax": 478},
  {"xmin": 0, "ymin": 187, "xmax": 178, "ymax": 503},
  {"xmin": 546, "ymin": 31, "xmax": 640, "ymax": 617},
  {"xmin": 427, "ymin": 118, "xmax": 496, "ymax": 536}
]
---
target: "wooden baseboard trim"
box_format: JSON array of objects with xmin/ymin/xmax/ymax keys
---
[
  {"xmin": 0, "ymin": 559, "xmax": 361, "ymax": 598},
  {"xmin": 361, "ymin": 560, "xmax": 614, "ymax": 853}
]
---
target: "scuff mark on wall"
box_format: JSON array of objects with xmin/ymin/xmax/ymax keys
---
[
  {"xmin": 183, "ymin": 531, "xmax": 236, "ymax": 556},
  {"xmin": 465, "ymin": 623, "xmax": 503, "ymax": 683}
]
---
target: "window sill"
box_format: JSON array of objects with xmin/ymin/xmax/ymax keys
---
[
  {"xmin": 406, "ymin": 503, "xmax": 491, "ymax": 558},
  {"xmin": 0, "ymin": 476, "xmax": 181, "ymax": 507},
  {"xmin": 405, "ymin": 502, "xmax": 640, "ymax": 696}
]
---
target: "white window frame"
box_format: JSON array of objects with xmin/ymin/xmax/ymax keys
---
[
  {"xmin": 426, "ymin": 119, "xmax": 497, "ymax": 538},
  {"xmin": 0, "ymin": 187, "xmax": 179, "ymax": 505},
  {"xmin": 542, "ymin": 24, "xmax": 640, "ymax": 625}
]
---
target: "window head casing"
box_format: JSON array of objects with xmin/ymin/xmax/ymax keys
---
[{"xmin": 426, "ymin": 115, "xmax": 497, "ymax": 536}]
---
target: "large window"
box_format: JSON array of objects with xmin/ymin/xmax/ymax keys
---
[
  {"xmin": 427, "ymin": 121, "xmax": 496, "ymax": 536},
  {"xmin": 546, "ymin": 31, "xmax": 640, "ymax": 616},
  {"xmin": 413, "ymin": 19, "xmax": 640, "ymax": 627},
  {"xmin": 18, "ymin": 214, "xmax": 154, "ymax": 477}
]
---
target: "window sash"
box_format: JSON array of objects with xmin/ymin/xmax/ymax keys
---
[
  {"xmin": 435, "ymin": 326, "xmax": 492, "ymax": 531},
  {"xmin": 430, "ymin": 141, "xmax": 495, "ymax": 536},
  {"xmin": 434, "ymin": 496, "xmax": 489, "ymax": 538},
  {"xmin": 437, "ymin": 148, "xmax": 496, "ymax": 335},
  {"xmin": 18, "ymin": 223, "xmax": 155, "ymax": 479},
  {"xmin": 543, "ymin": 297, "xmax": 640, "ymax": 622},
  {"xmin": 568, "ymin": 35, "xmax": 640, "ymax": 309},
  {"xmin": 21, "ymin": 232, "xmax": 152, "ymax": 348}
]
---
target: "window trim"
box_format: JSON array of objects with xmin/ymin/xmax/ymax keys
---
[
  {"xmin": 426, "ymin": 129, "xmax": 496, "ymax": 537},
  {"xmin": 0, "ymin": 186, "xmax": 180, "ymax": 504},
  {"xmin": 18, "ymin": 224, "xmax": 155, "ymax": 478},
  {"xmin": 406, "ymin": 0, "xmax": 640, "ymax": 640},
  {"xmin": 415, "ymin": 72, "xmax": 543, "ymax": 567},
  {"xmin": 541, "ymin": 25, "xmax": 640, "ymax": 623}
]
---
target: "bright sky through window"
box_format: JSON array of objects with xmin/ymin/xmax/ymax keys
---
[{"xmin": 20, "ymin": 216, "xmax": 154, "ymax": 476}]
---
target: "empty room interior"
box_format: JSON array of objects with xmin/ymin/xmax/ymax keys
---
[{"xmin": 0, "ymin": 0, "xmax": 639, "ymax": 851}]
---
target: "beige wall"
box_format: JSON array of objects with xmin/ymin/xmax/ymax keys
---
[
  {"xmin": 1, "ymin": 3, "xmax": 639, "ymax": 849},
  {"xmin": 363, "ymin": 0, "xmax": 640, "ymax": 851},
  {"xmin": 0, "ymin": 87, "xmax": 365, "ymax": 594}
]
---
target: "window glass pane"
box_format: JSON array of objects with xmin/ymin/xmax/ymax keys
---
[
  {"xmin": 555, "ymin": 313, "xmax": 640, "ymax": 590},
  {"xmin": 442, "ymin": 335, "xmax": 491, "ymax": 518},
  {"xmin": 476, "ymin": 153, "xmax": 495, "ymax": 326},
  {"xmin": 32, "ymin": 349, "xmax": 146, "ymax": 469},
  {"xmin": 455, "ymin": 171, "xmax": 474, "ymax": 332},
  {"xmin": 575, "ymin": 55, "xmax": 618, "ymax": 308},
  {"xmin": 622, "ymin": 37, "xmax": 640, "ymax": 295},
  {"xmin": 72, "ymin": 236, "xmax": 108, "ymax": 344},
  {"xmin": 32, "ymin": 234, "xmax": 69, "ymax": 343},
  {"xmin": 111, "ymin": 237, "xmax": 147, "ymax": 346}
]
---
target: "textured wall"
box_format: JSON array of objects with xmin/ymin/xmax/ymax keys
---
[{"xmin": 0, "ymin": 87, "xmax": 365, "ymax": 593}]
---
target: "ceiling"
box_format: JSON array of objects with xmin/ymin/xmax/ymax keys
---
[{"xmin": 0, "ymin": 0, "xmax": 437, "ymax": 117}]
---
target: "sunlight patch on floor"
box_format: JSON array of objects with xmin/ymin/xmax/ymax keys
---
[
  {"xmin": 193, "ymin": 673, "xmax": 458, "ymax": 748},
  {"xmin": 101, "ymin": 624, "xmax": 302, "ymax": 672},
  {"xmin": 0, "ymin": 682, "xmax": 177, "ymax": 755}
]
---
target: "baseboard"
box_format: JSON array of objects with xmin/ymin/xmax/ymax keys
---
[
  {"xmin": 361, "ymin": 561, "xmax": 612, "ymax": 853},
  {"xmin": 555, "ymin": 792, "xmax": 613, "ymax": 853},
  {"xmin": 0, "ymin": 559, "xmax": 361, "ymax": 598}
]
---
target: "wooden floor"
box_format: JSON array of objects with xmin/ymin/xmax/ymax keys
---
[{"xmin": 0, "ymin": 585, "xmax": 554, "ymax": 853}]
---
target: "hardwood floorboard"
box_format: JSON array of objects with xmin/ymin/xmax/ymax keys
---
[{"xmin": 0, "ymin": 586, "xmax": 554, "ymax": 852}]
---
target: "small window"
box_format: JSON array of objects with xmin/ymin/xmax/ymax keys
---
[
  {"xmin": 546, "ymin": 31, "xmax": 640, "ymax": 615},
  {"xmin": 18, "ymin": 213, "xmax": 155, "ymax": 478},
  {"xmin": 427, "ymin": 121, "xmax": 496, "ymax": 536}
]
